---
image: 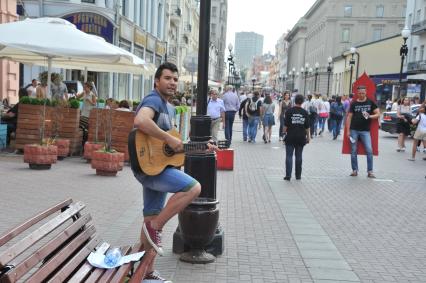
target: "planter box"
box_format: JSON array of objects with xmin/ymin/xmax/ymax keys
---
[
  {"xmin": 24, "ymin": 144, "xmax": 58, "ymax": 169},
  {"xmin": 16, "ymin": 104, "xmax": 53, "ymax": 150},
  {"xmin": 15, "ymin": 105, "xmax": 81, "ymax": 155},
  {"xmin": 84, "ymin": 141, "xmax": 105, "ymax": 161},
  {"xmin": 91, "ymin": 151, "xmax": 124, "ymax": 176},
  {"xmin": 87, "ymin": 109, "xmax": 134, "ymax": 161}
]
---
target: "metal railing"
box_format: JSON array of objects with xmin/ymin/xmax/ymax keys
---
[
  {"xmin": 407, "ymin": 60, "xmax": 426, "ymax": 71},
  {"xmin": 411, "ymin": 20, "xmax": 426, "ymax": 34}
]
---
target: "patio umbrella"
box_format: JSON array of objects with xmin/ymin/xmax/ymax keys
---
[{"xmin": 0, "ymin": 17, "xmax": 154, "ymax": 95}]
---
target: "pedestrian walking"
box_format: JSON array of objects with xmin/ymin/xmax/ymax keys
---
[
  {"xmin": 245, "ymin": 91, "xmax": 262, "ymax": 143},
  {"xmin": 408, "ymin": 103, "xmax": 426, "ymax": 161},
  {"xmin": 303, "ymin": 94, "xmax": 318, "ymax": 137},
  {"xmin": 207, "ymin": 89, "xmax": 225, "ymax": 142},
  {"xmin": 396, "ymin": 97, "xmax": 411, "ymax": 152},
  {"xmin": 132, "ymin": 62, "xmax": 205, "ymax": 282},
  {"xmin": 346, "ymin": 85, "xmax": 380, "ymax": 178},
  {"xmin": 261, "ymin": 95, "xmax": 275, "ymax": 143},
  {"xmin": 317, "ymin": 96, "xmax": 328, "ymax": 136},
  {"xmin": 330, "ymin": 96, "xmax": 345, "ymax": 140},
  {"xmin": 238, "ymin": 93, "xmax": 251, "ymax": 141},
  {"xmin": 278, "ymin": 92, "xmax": 292, "ymax": 142},
  {"xmin": 222, "ymin": 85, "xmax": 240, "ymax": 146},
  {"xmin": 283, "ymin": 94, "xmax": 311, "ymax": 181}
]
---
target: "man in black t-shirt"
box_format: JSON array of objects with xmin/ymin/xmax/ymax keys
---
[
  {"xmin": 346, "ymin": 85, "xmax": 380, "ymax": 178},
  {"xmin": 283, "ymin": 94, "xmax": 310, "ymax": 181}
]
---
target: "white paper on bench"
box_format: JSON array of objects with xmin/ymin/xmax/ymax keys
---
[{"xmin": 87, "ymin": 250, "xmax": 145, "ymax": 269}]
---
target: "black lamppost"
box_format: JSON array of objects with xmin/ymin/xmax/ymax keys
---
[
  {"xmin": 314, "ymin": 62, "xmax": 319, "ymax": 92},
  {"xmin": 349, "ymin": 47, "xmax": 356, "ymax": 95},
  {"xmin": 301, "ymin": 63, "xmax": 309, "ymax": 96},
  {"xmin": 283, "ymin": 74, "xmax": 288, "ymax": 91},
  {"xmin": 278, "ymin": 76, "xmax": 283, "ymax": 92},
  {"xmin": 227, "ymin": 43, "xmax": 234, "ymax": 85},
  {"xmin": 251, "ymin": 76, "xmax": 256, "ymax": 91},
  {"xmin": 326, "ymin": 56, "xmax": 333, "ymax": 97},
  {"xmin": 398, "ymin": 27, "xmax": 410, "ymax": 99},
  {"xmin": 289, "ymin": 68, "xmax": 296, "ymax": 92}
]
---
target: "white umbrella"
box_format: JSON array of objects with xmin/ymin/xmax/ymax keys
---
[{"xmin": 0, "ymin": 17, "xmax": 153, "ymax": 83}]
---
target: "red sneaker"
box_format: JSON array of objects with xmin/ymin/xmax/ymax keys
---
[
  {"xmin": 144, "ymin": 270, "xmax": 172, "ymax": 282},
  {"xmin": 142, "ymin": 221, "xmax": 164, "ymax": 256}
]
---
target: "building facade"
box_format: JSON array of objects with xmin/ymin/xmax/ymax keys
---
[
  {"xmin": 0, "ymin": 0, "xmax": 18, "ymax": 104},
  {"xmin": 285, "ymin": 0, "xmax": 406, "ymax": 96},
  {"xmin": 210, "ymin": 0, "xmax": 227, "ymax": 82},
  {"xmin": 234, "ymin": 32, "xmax": 264, "ymax": 70},
  {"xmin": 405, "ymin": 0, "xmax": 426, "ymax": 101},
  {"xmin": 16, "ymin": 0, "xmax": 168, "ymax": 102}
]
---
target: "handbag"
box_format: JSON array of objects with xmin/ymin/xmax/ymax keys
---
[{"xmin": 319, "ymin": 112, "xmax": 329, "ymax": 118}]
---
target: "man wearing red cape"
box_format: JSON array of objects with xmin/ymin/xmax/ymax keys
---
[{"xmin": 342, "ymin": 73, "xmax": 380, "ymax": 178}]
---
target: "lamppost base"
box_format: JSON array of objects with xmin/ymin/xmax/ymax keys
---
[{"xmin": 172, "ymin": 225, "xmax": 225, "ymax": 256}]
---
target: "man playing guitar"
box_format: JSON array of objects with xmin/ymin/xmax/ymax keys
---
[{"xmin": 132, "ymin": 62, "xmax": 201, "ymax": 282}]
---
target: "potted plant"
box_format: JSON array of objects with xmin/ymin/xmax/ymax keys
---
[
  {"xmin": 24, "ymin": 137, "xmax": 58, "ymax": 170},
  {"xmin": 50, "ymin": 99, "xmax": 71, "ymax": 160},
  {"xmin": 132, "ymin": 100, "xmax": 140, "ymax": 111}
]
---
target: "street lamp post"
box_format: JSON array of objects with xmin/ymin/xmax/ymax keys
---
[
  {"xmin": 314, "ymin": 62, "xmax": 319, "ymax": 92},
  {"xmin": 302, "ymin": 63, "xmax": 309, "ymax": 96},
  {"xmin": 227, "ymin": 43, "xmax": 234, "ymax": 85},
  {"xmin": 349, "ymin": 47, "xmax": 356, "ymax": 95},
  {"xmin": 284, "ymin": 74, "xmax": 288, "ymax": 91},
  {"xmin": 309, "ymin": 67, "xmax": 314, "ymax": 93},
  {"xmin": 290, "ymin": 67, "xmax": 296, "ymax": 92},
  {"xmin": 327, "ymin": 56, "xmax": 333, "ymax": 97},
  {"xmin": 398, "ymin": 27, "xmax": 410, "ymax": 99}
]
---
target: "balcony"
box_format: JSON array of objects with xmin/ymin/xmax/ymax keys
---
[
  {"xmin": 407, "ymin": 60, "xmax": 426, "ymax": 72},
  {"xmin": 411, "ymin": 20, "xmax": 426, "ymax": 35},
  {"xmin": 170, "ymin": 6, "xmax": 182, "ymax": 24}
]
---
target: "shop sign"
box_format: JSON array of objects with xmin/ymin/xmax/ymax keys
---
[
  {"xmin": 156, "ymin": 41, "xmax": 166, "ymax": 56},
  {"xmin": 134, "ymin": 29, "xmax": 147, "ymax": 47},
  {"xmin": 63, "ymin": 12, "xmax": 114, "ymax": 43},
  {"xmin": 147, "ymin": 35, "xmax": 156, "ymax": 52}
]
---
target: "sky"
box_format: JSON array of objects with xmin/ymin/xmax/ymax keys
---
[{"xmin": 227, "ymin": 0, "xmax": 317, "ymax": 55}]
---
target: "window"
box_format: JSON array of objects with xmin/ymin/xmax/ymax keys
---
[
  {"xmin": 344, "ymin": 5, "xmax": 352, "ymax": 17},
  {"xmin": 417, "ymin": 9, "xmax": 421, "ymax": 22},
  {"xmin": 211, "ymin": 23, "xmax": 216, "ymax": 34},
  {"xmin": 341, "ymin": 28, "xmax": 350, "ymax": 42},
  {"xmin": 212, "ymin": 6, "xmax": 217, "ymax": 18},
  {"xmin": 376, "ymin": 5, "xmax": 384, "ymax": 17},
  {"xmin": 413, "ymin": 47, "xmax": 417, "ymax": 62},
  {"xmin": 373, "ymin": 28, "xmax": 382, "ymax": 41},
  {"xmin": 122, "ymin": 0, "xmax": 128, "ymax": 17},
  {"xmin": 402, "ymin": 6, "xmax": 406, "ymax": 17},
  {"xmin": 409, "ymin": 13, "xmax": 412, "ymax": 26},
  {"xmin": 81, "ymin": 0, "xmax": 95, "ymax": 3},
  {"xmin": 421, "ymin": 45, "xmax": 425, "ymax": 61}
]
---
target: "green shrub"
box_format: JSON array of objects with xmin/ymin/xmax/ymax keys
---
[
  {"xmin": 133, "ymin": 100, "xmax": 140, "ymax": 106},
  {"xmin": 69, "ymin": 99, "xmax": 80, "ymax": 109},
  {"xmin": 97, "ymin": 98, "xmax": 105, "ymax": 103},
  {"xmin": 20, "ymin": 96, "xmax": 31, "ymax": 104}
]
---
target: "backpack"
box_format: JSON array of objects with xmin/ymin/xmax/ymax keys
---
[
  {"xmin": 308, "ymin": 101, "xmax": 317, "ymax": 114},
  {"xmin": 248, "ymin": 98, "xmax": 259, "ymax": 114}
]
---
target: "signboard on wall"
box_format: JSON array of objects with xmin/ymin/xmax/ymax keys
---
[
  {"xmin": 407, "ymin": 83, "xmax": 421, "ymax": 97},
  {"xmin": 63, "ymin": 12, "xmax": 114, "ymax": 43}
]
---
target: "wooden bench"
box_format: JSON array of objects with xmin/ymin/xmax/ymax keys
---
[{"xmin": 0, "ymin": 199, "xmax": 156, "ymax": 283}]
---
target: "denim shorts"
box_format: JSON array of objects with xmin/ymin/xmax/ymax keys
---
[{"xmin": 134, "ymin": 168, "xmax": 198, "ymax": 216}]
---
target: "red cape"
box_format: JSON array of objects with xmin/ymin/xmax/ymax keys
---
[{"xmin": 342, "ymin": 72, "xmax": 379, "ymax": 156}]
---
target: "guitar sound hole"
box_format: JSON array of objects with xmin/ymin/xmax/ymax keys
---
[{"xmin": 164, "ymin": 144, "xmax": 175, "ymax": 157}]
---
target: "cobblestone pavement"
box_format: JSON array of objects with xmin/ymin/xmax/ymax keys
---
[{"xmin": 0, "ymin": 118, "xmax": 425, "ymax": 282}]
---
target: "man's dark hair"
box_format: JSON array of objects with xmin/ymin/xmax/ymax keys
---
[
  {"xmin": 154, "ymin": 62, "xmax": 179, "ymax": 80},
  {"xmin": 253, "ymin": 91, "xmax": 259, "ymax": 96},
  {"xmin": 295, "ymin": 94, "xmax": 304, "ymax": 105}
]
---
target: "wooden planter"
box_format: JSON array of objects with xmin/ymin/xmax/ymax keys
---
[
  {"xmin": 54, "ymin": 138, "xmax": 70, "ymax": 159},
  {"xmin": 16, "ymin": 104, "xmax": 52, "ymax": 150},
  {"xmin": 16, "ymin": 105, "xmax": 82, "ymax": 155},
  {"xmin": 87, "ymin": 109, "xmax": 134, "ymax": 161},
  {"xmin": 91, "ymin": 151, "xmax": 124, "ymax": 176},
  {"xmin": 24, "ymin": 144, "xmax": 58, "ymax": 170},
  {"xmin": 83, "ymin": 141, "xmax": 105, "ymax": 161}
]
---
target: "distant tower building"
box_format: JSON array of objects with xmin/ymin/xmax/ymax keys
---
[{"xmin": 234, "ymin": 32, "xmax": 264, "ymax": 69}]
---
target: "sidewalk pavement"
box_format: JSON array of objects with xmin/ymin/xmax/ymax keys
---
[{"xmin": 0, "ymin": 117, "xmax": 425, "ymax": 283}]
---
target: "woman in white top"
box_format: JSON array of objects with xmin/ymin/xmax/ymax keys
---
[
  {"xmin": 409, "ymin": 103, "xmax": 426, "ymax": 161},
  {"xmin": 396, "ymin": 97, "xmax": 411, "ymax": 152},
  {"xmin": 317, "ymin": 97, "xmax": 328, "ymax": 136},
  {"xmin": 76, "ymin": 82, "xmax": 97, "ymax": 118}
]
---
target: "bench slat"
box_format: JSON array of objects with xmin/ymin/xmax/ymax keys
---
[
  {"xmin": 3, "ymin": 214, "xmax": 92, "ymax": 283},
  {"xmin": 25, "ymin": 225, "xmax": 97, "ymax": 283},
  {"xmin": 110, "ymin": 243, "xmax": 142, "ymax": 283},
  {"xmin": 46, "ymin": 236, "xmax": 101, "ymax": 283},
  {"xmin": 67, "ymin": 242, "xmax": 110, "ymax": 283},
  {"xmin": 0, "ymin": 201, "xmax": 85, "ymax": 269},
  {"xmin": 95, "ymin": 246, "xmax": 131, "ymax": 283},
  {"xmin": 0, "ymin": 199, "xmax": 73, "ymax": 247}
]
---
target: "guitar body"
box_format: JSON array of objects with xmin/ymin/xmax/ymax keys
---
[{"xmin": 128, "ymin": 128, "xmax": 184, "ymax": 176}]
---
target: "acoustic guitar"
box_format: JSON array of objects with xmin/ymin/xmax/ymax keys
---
[{"xmin": 128, "ymin": 128, "xmax": 208, "ymax": 176}]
